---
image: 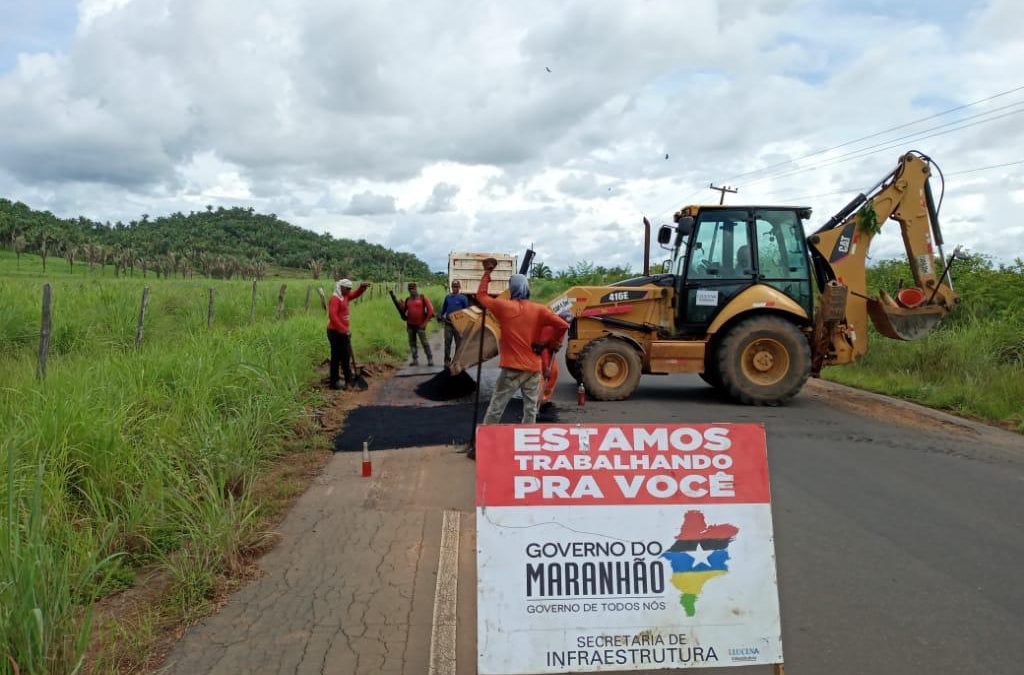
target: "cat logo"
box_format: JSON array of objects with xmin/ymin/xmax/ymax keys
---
[{"xmin": 837, "ymin": 235, "xmax": 851, "ymax": 255}]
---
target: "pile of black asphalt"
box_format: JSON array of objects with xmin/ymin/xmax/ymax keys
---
[
  {"xmin": 334, "ymin": 401, "xmax": 559, "ymax": 452},
  {"xmin": 413, "ymin": 368, "xmax": 477, "ymax": 401}
]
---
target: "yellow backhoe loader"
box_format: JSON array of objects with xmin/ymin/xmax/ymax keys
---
[{"xmin": 449, "ymin": 151, "xmax": 960, "ymax": 405}]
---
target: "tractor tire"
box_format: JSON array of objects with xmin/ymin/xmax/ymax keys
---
[
  {"xmin": 566, "ymin": 355, "xmax": 582, "ymax": 382},
  {"xmin": 699, "ymin": 355, "xmax": 722, "ymax": 389},
  {"xmin": 716, "ymin": 316, "xmax": 810, "ymax": 406},
  {"xmin": 579, "ymin": 338, "xmax": 642, "ymax": 401}
]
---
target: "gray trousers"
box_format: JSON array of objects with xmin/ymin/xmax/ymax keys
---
[
  {"xmin": 483, "ymin": 368, "xmax": 542, "ymax": 425},
  {"xmin": 443, "ymin": 322, "xmax": 461, "ymax": 364},
  {"xmin": 407, "ymin": 325, "xmax": 432, "ymax": 362}
]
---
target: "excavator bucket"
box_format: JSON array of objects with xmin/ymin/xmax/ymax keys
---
[
  {"xmin": 447, "ymin": 305, "xmax": 500, "ymax": 375},
  {"xmin": 866, "ymin": 293, "xmax": 948, "ymax": 341}
]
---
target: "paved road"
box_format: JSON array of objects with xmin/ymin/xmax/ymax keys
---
[
  {"xmin": 544, "ymin": 370, "xmax": 1024, "ymax": 675},
  {"xmin": 163, "ymin": 359, "xmax": 1024, "ymax": 674}
]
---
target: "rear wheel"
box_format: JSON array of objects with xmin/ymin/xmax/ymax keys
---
[
  {"xmin": 580, "ymin": 338, "xmax": 642, "ymax": 401},
  {"xmin": 716, "ymin": 316, "xmax": 810, "ymax": 405}
]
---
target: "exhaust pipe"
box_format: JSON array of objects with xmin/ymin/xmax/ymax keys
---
[{"xmin": 642, "ymin": 217, "xmax": 651, "ymax": 276}]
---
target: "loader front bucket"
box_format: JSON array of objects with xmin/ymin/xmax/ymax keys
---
[
  {"xmin": 866, "ymin": 299, "xmax": 948, "ymax": 341},
  {"xmin": 447, "ymin": 305, "xmax": 500, "ymax": 375}
]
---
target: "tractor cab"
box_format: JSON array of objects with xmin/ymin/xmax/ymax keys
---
[{"xmin": 658, "ymin": 205, "xmax": 814, "ymax": 336}]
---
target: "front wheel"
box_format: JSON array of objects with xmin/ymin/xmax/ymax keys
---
[
  {"xmin": 565, "ymin": 355, "xmax": 582, "ymax": 381},
  {"xmin": 716, "ymin": 316, "xmax": 810, "ymax": 405},
  {"xmin": 699, "ymin": 348, "xmax": 723, "ymax": 389},
  {"xmin": 579, "ymin": 338, "xmax": 642, "ymax": 401}
]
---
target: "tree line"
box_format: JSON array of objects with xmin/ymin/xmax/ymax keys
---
[{"xmin": 0, "ymin": 199, "xmax": 431, "ymax": 280}]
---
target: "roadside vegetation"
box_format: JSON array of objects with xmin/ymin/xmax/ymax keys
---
[
  {"xmin": 0, "ymin": 198, "xmax": 431, "ymax": 281},
  {"xmin": 0, "ymin": 249, "xmax": 440, "ymax": 673},
  {"xmin": 824, "ymin": 253, "xmax": 1024, "ymax": 432},
  {"xmin": 528, "ymin": 259, "xmax": 634, "ymax": 300}
]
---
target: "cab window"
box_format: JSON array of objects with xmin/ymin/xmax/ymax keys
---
[
  {"xmin": 688, "ymin": 210, "xmax": 751, "ymax": 280},
  {"xmin": 754, "ymin": 210, "xmax": 808, "ymax": 280}
]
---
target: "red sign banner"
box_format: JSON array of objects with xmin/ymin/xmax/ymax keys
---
[{"xmin": 476, "ymin": 424, "xmax": 770, "ymax": 507}]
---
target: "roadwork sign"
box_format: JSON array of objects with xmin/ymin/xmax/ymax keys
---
[{"xmin": 475, "ymin": 424, "xmax": 783, "ymax": 674}]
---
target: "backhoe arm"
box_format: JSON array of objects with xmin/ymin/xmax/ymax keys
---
[{"xmin": 807, "ymin": 152, "xmax": 959, "ymax": 371}]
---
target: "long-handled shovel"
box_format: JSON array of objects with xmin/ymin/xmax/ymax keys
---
[{"xmin": 350, "ymin": 352, "xmax": 370, "ymax": 391}]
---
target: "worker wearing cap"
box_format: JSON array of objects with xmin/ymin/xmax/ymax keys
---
[
  {"xmin": 475, "ymin": 260, "xmax": 569, "ymax": 434},
  {"xmin": 403, "ymin": 282, "xmax": 435, "ymax": 367},
  {"xmin": 438, "ymin": 280, "xmax": 469, "ymax": 367},
  {"xmin": 327, "ymin": 278, "xmax": 370, "ymax": 390}
]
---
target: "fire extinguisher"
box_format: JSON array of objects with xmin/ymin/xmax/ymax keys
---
[{"xmin": 577, "ymin": 382, "xmax": 586, "ymax": 407}]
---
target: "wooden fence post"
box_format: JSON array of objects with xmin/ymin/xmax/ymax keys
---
[
  {"xmin": 135, "ymin": 286, "xmax": 150, "ymax": 347},
  {"xmin": 277, "ymin": 284, "xmax": 287, "ymax": 319},
  {"xmin": 317, "ymin": 287, "xmax": 327, "ymax": 311},
  {"xmin": 305, "ymin": 284, "xmax": 312, "ymax": 312},
  {"xmin": 37, "ymin": 283, "xmax": 52, "ymax": 381},
  {"xmin": 250, "ymin": 278, "xmax": 258, "ymax": 323},
  {"xmin": 207, "ymin": 288, "xmax": 215, "ymax": 328}
]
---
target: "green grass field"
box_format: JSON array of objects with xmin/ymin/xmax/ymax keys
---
[{"xmin": 0, "ymin": 249, "xmax": 441, "ymax": 674}]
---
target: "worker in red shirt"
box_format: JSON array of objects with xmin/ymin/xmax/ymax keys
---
[
  {"xmin": 475, "ymin": 259, "xmax": 569, "ymax": 433},
  {"xmin": 403, "ymin": 282, "xmax": 435, "ymax": 366},
  {"xmin": 327, "ymin": 278, "xmax": 369, "ymax": 389}
]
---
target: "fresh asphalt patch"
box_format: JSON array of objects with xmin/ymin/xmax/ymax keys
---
[{"xmin": 334, "ymin": 401, "xmax": 560, "ymax": 451}]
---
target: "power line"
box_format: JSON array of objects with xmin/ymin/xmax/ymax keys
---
[
  {"xmin": 721, "ymin": 83, "xmax": 1024, "ymax": 183},
  {"xmin": 767, "ymin": 158, "xmax": 1024, "ymax": 203},
  {"xmin": 641, "ymin": 83, "xmax": 1024, "ymax": 224},
  {"xmin": 740, "ymin": 107, "xmax": 1024, "ymax": 188},
  {"xmin": 742, "ymin": 101, "xmax": 1024, "ymax": 186},
  {"xmin": 947, "ymin": 159, "xmax": 1024, "ymax": 176}
]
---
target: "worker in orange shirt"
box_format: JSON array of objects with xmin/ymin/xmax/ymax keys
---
[
  {"xmin": 538, "ymin": 324, "xmax": 561, "ymax": 405},
  {"xmin": 474, "ymin": 259, "xmax": 569, "ymax": 434}
]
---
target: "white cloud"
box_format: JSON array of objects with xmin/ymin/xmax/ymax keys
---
[
  {"xmin": 342, "ymin": 191, "xmax": 397, "ymax": 216},
  {"xmin": 420, "ymin": 182, "xmax": 460, "ymax": 213},
  {"xmin": 0, "ymin": 0, "xmax": 1022, "ymax": 271}
]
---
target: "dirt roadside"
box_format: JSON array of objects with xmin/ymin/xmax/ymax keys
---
[{"xmin": 83, "ymin": 364, "xmax": 391, "ymax": 674}]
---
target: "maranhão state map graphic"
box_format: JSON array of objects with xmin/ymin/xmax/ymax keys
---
[{"xmin": 662, "ymin": 510, "xmax": 739, "ymax": 617}]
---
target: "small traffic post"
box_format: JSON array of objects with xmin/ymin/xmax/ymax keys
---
[
  {"xmin": 475, "ymin": 423, "xmax": 784, "ymax": 674},
  {"xmin": 361, "ymin": 440, "xmax": 372, "ymax": 477}
]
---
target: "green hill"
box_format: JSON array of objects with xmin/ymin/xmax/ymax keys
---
[{"xmin": 0, "ymin": 198, "xmax": 430, "ymax": 280}]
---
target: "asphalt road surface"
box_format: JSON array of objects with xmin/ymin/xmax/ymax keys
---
[
  {"xmin": 543, "ymin": 369, "xmax": 1024, "ymax": 675},
  {"xmin": 163, "ymin": 356, "xmax": 1024, "ymax": 675}
]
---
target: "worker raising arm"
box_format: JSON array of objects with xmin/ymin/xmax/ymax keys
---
[
  {"xmin": 327, "ymin": 278, "xmax": 370, "ymax": 390},
  {"xmin": 473, "ymin": 258, "xmax": 568, "ymax": 445}
]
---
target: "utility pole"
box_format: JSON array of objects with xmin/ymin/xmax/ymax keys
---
[{"xmin": 709, "ymin": 183, "xmax": 738, "ymax": 205}]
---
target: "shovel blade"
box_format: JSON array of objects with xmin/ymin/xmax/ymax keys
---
[
  {"xmin": 447, "ymin": 306, "xmax": 500, "ymax": 375},
  {"xmin": 867, "ymin": 300, "xmax": 947, "ymax": 341}
]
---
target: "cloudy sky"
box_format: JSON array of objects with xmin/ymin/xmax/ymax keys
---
[{"xmin": 1, "ymin": 0, "xmax": 1022, "ymax": 272}]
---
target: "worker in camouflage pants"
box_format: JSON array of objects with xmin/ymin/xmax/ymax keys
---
[{"xmin": 474, "ymin": 261, "xmax": 568, "ymax": 433}]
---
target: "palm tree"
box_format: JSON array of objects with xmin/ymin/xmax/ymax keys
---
[
  {"xmin": 308, "ymin": 258, "xmax": 325, "ymax": 280},
  {"xmin": 37, "ymin": 230, "xmax": 52, "ymax": 273},
  {"xmin": 13, "ymin": 235, "xmax": 26, "ymax": 269},
  {"xmin": 530, "ymin": 261, "xmax": 553, "ymax": 279},
  {"xmin": 65, "ymin": 243, "xmax": 79, "ymax": 273}
]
